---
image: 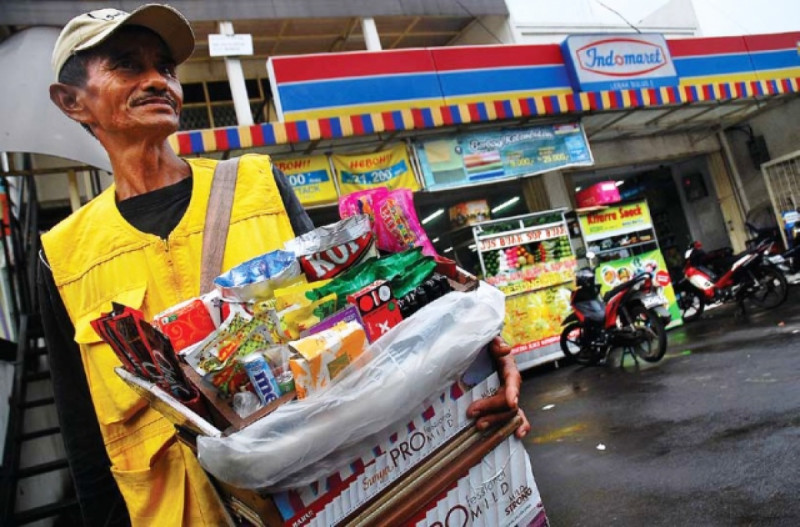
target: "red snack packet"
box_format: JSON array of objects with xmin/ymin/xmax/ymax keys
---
[{"xmin": 153, "ymin": 298, "xmax": 217, "ymax": 352}]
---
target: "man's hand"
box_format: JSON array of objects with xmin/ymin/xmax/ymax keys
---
[{"xmin": 467, "ymin": 336, "xmax": 531, "ymax": 439}]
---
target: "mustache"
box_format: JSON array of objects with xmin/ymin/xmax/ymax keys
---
[{"xmin": 131, "ymin": 91, "xmax": 178, "ymax": 110}]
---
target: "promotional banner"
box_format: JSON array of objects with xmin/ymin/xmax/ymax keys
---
[
  {"xmin": 272, "ymin": 155, "xmax": 338, "ymax": 207},
  {"xmin": 415, "ymin": 123, "xmax": 593, "ymax": 190},
  {"xmin": 579, "ymin": 201, "xmax": 653, "ymax": 240},
  {"xmin": 333, "ymin": 144, "xmax": 419, "ymax": 195},
  {"xmin": 502, "ymin": 284, "xmax": 574, "ymax": 354},
  {"xmin": 595, "ymin": 249, "xmax": 682, "ymax": 327}
]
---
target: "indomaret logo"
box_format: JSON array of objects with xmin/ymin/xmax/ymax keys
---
[{"xmin": 576, "ymin": 38, "xmax": 668, "ymax": 77}]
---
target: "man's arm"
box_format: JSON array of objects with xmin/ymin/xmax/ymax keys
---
[
  {"xmin": 272, "ymin": 165, "xmax": 314, "ymax": 235},
  {"xmin": 37, "ymin": 253, "xmax": 130, "ymax": 526}
]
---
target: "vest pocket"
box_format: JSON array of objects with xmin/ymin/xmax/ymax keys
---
[
  {"xmin": 110, "ymin": 433, "xmax": 186, "ymax": 525},
  {"xmin": 74, "ymin": 284, "xmax": 150, "ymax": 426}
]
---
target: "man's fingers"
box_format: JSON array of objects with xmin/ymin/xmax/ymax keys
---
[
  {"xmin": 497, "ymin": 353, "xmax": 521, "ymax": 409},
  {"xmin": 475, "ymin": 409, "xmax": 518, "ymax": 431},
  {"xmin": 490, "ymin": 336, "xmax": 512, "ymax": 358},
  {"xmin": 467, "ymin": 391, "xmax": 507, "ymax": 418},
  {"xmin": 515, "ymin": 409, "xmax": 531, "ymax": 439}
]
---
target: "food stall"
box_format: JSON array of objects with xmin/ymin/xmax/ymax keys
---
[
  {"xmin": 577, "ymin": 199, "xmax": 683, "ymax": 327},
  {"xmin": 472, "ymin": 209, "xmax": 577, "ymax": 370}
]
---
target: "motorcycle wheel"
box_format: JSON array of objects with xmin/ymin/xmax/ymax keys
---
[
  {"xmin": 748, "ymin": 266, "xmax": 788, "ymax": 310},
  {"xmin": 677, "ymin": 287, "xmax": 705, "ymax": 322},
  {"xmin": 629, "ymin": 306, "xmax": 667, "ymax": 363},
  {"xmin": 559, "ymin": 323, "xmax": 599, "ymax": 365}
]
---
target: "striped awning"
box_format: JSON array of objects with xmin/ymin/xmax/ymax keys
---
[{"xmin": 169, "ymin": 76, "xmax": 800, "ymax": 156}]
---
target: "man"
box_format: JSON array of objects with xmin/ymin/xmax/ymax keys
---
[{"xmin": 40, "ymin": 4, "xmax": 530, "ymax": 526}]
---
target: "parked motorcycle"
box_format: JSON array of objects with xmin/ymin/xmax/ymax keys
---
[
  {"xmin": 678, "ymin": 240, "xmax": 788, "ymax": 319},
  {"xmin": 560, "ymin": 255, "xmax": 669, "ymax": 366}
]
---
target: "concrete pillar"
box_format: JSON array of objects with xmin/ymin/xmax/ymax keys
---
[
  {"xmin": 542, "ymin": 171, "xmax": 573, "ymax": 209},
  {"xmin": 361, "ymin": 17, "xmax": 382, "ymax": 51},
  {"xmin": 219, "ymin": 21, "xmax": 253, "ymax": 126}
]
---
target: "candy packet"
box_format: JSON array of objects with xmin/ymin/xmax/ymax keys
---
[
  {"xmin": 338, "ymin": 189, "xmax": 388, "ymax": 230},
  {"xmin": 373, "ymin": 188, "xmax": 436, "ymax": 256},
  {"xmin": 214, "ymin": 249, "xmax": 304, "ymax": 301},
  {"xmin": 283, "ymin": 215, "xmax": 377, "ymax": 282},
  {"xmin": 153, "ymin": 297, "xmax": 217, "ymax": 352}
]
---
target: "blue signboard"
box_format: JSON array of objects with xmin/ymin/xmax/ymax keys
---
[
  {"xmin": 415, "ymin": 123, "xmax": 593, "ymax": 190},
  {"xmin": 561, "ymin": 34, "xmax": 679, "ymax": 92}
]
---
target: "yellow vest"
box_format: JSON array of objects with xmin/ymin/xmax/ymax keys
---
[{"xmin": 40, "ymin": 154, "xmax": 296, "ymax": 526}]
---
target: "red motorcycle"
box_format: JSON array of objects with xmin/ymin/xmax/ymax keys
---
[
  {"xmin": 678, "ymin": 240, "xmax": 788, "ymax": 319},
  {"xmin": 560, "ymin": 262, "xmax": 668, "ymax": 366}
]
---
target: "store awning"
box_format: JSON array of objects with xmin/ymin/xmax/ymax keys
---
[
  {"xmin": 0, "ymin": 27, "xmax": 111, "ymax": 171},
  {"xmin": 167, "ymin": 78, "xmax": 800, "ymax": 158}
]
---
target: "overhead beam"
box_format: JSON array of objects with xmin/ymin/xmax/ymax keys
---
[{"xmin": 0, "ymin": 0, "xmax": 509, "ymax": 25}]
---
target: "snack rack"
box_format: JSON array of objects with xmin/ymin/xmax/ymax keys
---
[
  {"xmin": 471, "ymin": 209, "xmax": 577, "ymax": 371},
  {"xmin": 576, "ymin": 199, "xmax": 683, "ymax": 327}
]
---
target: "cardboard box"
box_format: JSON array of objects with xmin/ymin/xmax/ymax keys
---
[{"xmin": 410, "ymin": 435, "xmax": 547, "ymax": 527}]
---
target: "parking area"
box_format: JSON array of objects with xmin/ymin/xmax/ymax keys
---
[{"xmin": 520, "ymin": 289, "xmax": 800, "ymax": 526}]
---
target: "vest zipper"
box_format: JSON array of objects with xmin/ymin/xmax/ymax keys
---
[{"xmin": 161, "ymin": 237, "xmax": 182, "ymax": 303}]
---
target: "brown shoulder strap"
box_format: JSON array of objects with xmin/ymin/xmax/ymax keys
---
[{"xmin": 199, "ymin": 158, "xmax": 240, "ymax": 295}]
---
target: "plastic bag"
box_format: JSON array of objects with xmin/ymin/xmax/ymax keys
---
[{"xmin": 197, "ymin": 282, "xmax": 504, "ymax": 490}]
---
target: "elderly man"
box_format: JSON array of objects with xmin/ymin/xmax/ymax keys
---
[{"xmin": 40, "ymin": 4, "xmax": 530, "ymax": 526}]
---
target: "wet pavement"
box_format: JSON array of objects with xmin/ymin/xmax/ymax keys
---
[{"xmin": 519, "ymin": 289, "xmax": 800, "ymax": 526}]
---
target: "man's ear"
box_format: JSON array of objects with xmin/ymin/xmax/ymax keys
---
[{"xmin": 49, "ymin": 83, "xmax": 92, "ymax": 125}]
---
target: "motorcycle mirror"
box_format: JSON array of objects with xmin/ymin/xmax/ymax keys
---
[{"xmin": 586, "ymin": 251, "xmax": 598, "ymax": 270}]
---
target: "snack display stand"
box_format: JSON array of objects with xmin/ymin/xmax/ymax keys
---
[
  {"xmin": 472, "ymin": 209, "xmax": 577, "ymax": 371},
  {"xmin": 577, "ymin": 200, "xmax": 683, "ymax": 327},
  {"xmin": 113, "ymin": 264, "xmax": 549, "ymax": 527}
]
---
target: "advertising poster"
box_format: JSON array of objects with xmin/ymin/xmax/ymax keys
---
[
  {"xmin": 595, "ymin": 249, "xmax": 682, "ymax": 327},
  {"xmin": 578, "ymin": 201, "xmax": 653, "ymax": 239},
  {"xmin": 272, "ymin": 155, "xmax": 338, "ymax": 207},
  {"xmin": 415, "ymin": 123, "xmax": 593, "ymax": 190},
  {"xmin": 333, "ymin": 144, "xmax": 419, "ymax": 195},
  {"xmin": 502, "ymin": 284, "xmax": 574, "ymax": 354}
]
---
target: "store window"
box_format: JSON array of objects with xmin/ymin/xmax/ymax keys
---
[{"xmin": 179, "ymin": 78, "xmax": 273, "ymax": 131}]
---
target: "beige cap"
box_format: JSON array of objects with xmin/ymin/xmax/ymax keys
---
[{"xmin": 52, "ymin": 4, "xmax": 195, "ymax": 80}]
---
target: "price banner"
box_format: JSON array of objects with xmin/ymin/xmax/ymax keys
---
[
  {"xmin": 273, "ymin": 155, "xmax": 338, "ymax": 207},
  {"xmin": 333, "ymin": 144, "xmax": 419, "ymax": 195},
  {"xmin": 415, "ymin": 123, "xmax": 593, "ymax": 190},
  {"xmin": 478, "ymin": 224, "xmax": 567, "ymax": 252}
]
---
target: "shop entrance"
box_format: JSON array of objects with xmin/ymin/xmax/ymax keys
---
[{"xmin": 572, "ymin": 156, "xmax": 730, "ymax": 274}]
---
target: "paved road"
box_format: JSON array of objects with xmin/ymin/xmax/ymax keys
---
[{"xmin": 520, "ymin": 288, "xmax": 800, "ymax": 526}]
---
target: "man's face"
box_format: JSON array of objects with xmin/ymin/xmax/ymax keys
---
[{"xmin": 78, "ymin": 26, "xmax": 183, "ymax": 139}]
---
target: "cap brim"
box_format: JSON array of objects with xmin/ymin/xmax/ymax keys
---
[{"xmin": 75, "ymin": 4, "xmax": 195, "ymax": 65}]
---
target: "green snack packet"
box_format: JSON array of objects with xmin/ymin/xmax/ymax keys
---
[{"xmin": 390, "ymin": 257, "xmax": 437, "ymax": 298}]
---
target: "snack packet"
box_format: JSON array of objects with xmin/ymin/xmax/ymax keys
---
[
  {"xmin": 284, "ymin": 215, "xmax": 377, "ymax": 282},
  {"xmin": 338, "ymin": 189, "xmax": 388, "ymax": 230},
  {"xmin": 288, "ymin": 320, "xmax": 369, "ymax": 399},
  {"xmin": 153, "ymin": 297, "xmax": 217, "ymax": 352},
  {"xmin": 373, "ymin": 188, "xmax": 436, "ymax": 256},
  {"xmin": 214, "ymin": 249, "xmax": 304, "ymax": 301}
]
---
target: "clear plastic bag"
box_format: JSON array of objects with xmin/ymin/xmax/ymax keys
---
[{"xmin": 197, "ymin": 282, "xmax": 505, "ymax": 490}]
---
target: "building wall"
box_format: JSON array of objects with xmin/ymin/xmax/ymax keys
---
[
  {"xmin": 508, "ymin": 0, "xmax": 698, "ymax": 44},
  {"xmin": 672, "ymin": 156, "xmax": 730, "ymax": 250},
  {"xmin": 723, "ymin": 97, "xmax": 800, "ymax": 220}
]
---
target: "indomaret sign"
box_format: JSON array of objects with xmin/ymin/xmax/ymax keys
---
[{"xmin": 561, "ymin": 33, "xmax": 678, "ymax": 92}]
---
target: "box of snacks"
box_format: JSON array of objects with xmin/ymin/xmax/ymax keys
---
[{"xmin": 95, "ymin": 186, "xmax": 534, "ymax": 524}]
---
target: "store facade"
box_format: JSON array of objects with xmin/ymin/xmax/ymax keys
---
[{"xmin": 158, "ymin": 30, "xmax": 800, "ymax": 366}]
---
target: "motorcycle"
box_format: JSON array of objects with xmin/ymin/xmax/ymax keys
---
[
  {"xmin": 560, "ymin": 254, "xmax": 669, "ymax": 366},
  {"xmin": 678, "ymin": 240, "xmax": 788, "ymax": 319}
]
